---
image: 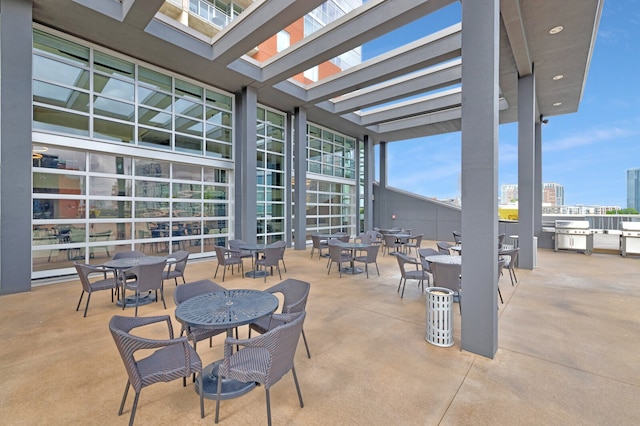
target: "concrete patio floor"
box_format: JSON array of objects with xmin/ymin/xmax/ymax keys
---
[{"xmin": 1, "ymin": 242, "xmax": 639, "ymax": 425}]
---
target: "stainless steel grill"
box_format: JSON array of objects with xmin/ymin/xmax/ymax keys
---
[
  {"xmin": 620, "ymin": 222, "xmax": 640, "ymax": 257},
  {"xmin": 554, "ymin": 220, "xmax": 593, "ymax": 255}
]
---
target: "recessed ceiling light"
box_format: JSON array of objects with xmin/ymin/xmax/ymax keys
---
[
  {"xmin": 549, "ymin": 26, "xmax": 564, "ymax": 35},
  {"xmin": 32, "ymin": 146, "xmax": 48, "ymax": 153},
  {"xmin": 553, "ymin": 74, "xmax": 564, "ymax": 80},
  {"xmin": 553, "ymin": 102, "xmax": 562, "ymax": 107}
]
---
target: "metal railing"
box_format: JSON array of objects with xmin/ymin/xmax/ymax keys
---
[{"xmin": 189, "ymin": 0, "xmax": 233, "ymax": 28}]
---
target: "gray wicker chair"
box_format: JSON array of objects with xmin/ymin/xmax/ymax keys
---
[
  {"xmin": 436, "ymin": 241, "xmax": 453, "ymax": 255},
  {"xmin": 499, "ymin": 247, "xmax": 519, "ymax": 285},
  {"xmin": 327, "ymin": 240, "xmax": 352, "ymax": 277},
  {"xmin": 112, "ymin": 250, "xmax": 145, "ymax": 280},
  {"xmin": 174, "ymin": 279, "xmax": 227, "ymax": 351},
  {"xmin": 310, "ymin": 233, "xmax": 328, "ymax": 258},
  {"xmin": 255, "ymin": 245, "xmax": 282, "ymax": 283},
  {"xmin": 452, "ymin": 231, "xmax": 463, "ymax": 244},
  {"xmin": 269, "ymin": 240, "xmax": 287, "ymax": 272},
  {"xmin": 213, "ymin": 245, "xmax": 244, "ymax": 282},
  {"xmin": 227, "ymin": 239, "xmax": 253, "ymax": 261},
  {"xmin": 417, "ymin": 247, "xmax": 439, "ymax": 276},
  {"xmin": 383, "ymin": 233, "xmax": 401, "ymax": 256},
  {"xmin": 395, "ymin": 253, "xmax": 430, "ymax": 298},
  {"xmin": 431, "ymin": 261, "xmax": 462, "ymax": 313},
  {"xmin": 74, "ymin": 262, "xmax": 118, "ymax": 317},
  {"xmin": 215, "ymin": 311, "xmax": 306, "ymax": 425},
  {"xmin": 353, "ymin": 244, "xmax": 380, "ymax": 278},
  {"xmin": 109, "ymin": 315, "xmax": 204, "ymax": 426},
  {"xmin": 248, "ymin": 278, "xmax": 312, "ymax": 358},
  {"xmin": 122, "ymin": 260, "xmax": 167, "ymax": 316},
  {"xmin": 163, "ymin": 249, "xmax": 189, "ymax": 285},
  {"xmin": 405, "ymin": 233, "xmax": 424, "ymax": 254}
]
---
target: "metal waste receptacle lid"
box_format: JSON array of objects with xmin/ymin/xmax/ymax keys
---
[{"xmin": 425, "ymin": 287, "xmax": 454, "ymax": 347}]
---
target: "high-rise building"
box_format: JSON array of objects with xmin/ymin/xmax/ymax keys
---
[
  {"xmin": 543, "ymin": 183, "xmax": 564, "ymax": 206},
  {"xmin": 627, "ymin": 168, "xmax": 640, "ymax": 210},
  {"xmin": 500, "ymin": 184, "xmax": 518, "ymax": 204}
]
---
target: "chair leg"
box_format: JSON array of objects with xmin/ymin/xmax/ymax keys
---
[
  {"xmin": 301, "ymin": 329, "xmax": 311, "ymax": 359},
  {"xmin": 134, "ymin": 293, "xmax": 139, "ymax": 317},
  {"xmin": 214, "ymin": 264, "xmax": 219, "ymax": 279},
  {"xmin": 276, "ymin": 265, "xmax": 282, "ymax": 280},
  {"xmin": 76, "ymin": 291, "xmax": 85, "ymax": 312},
  {"xmin": 498, "ymin": 286, "xmax": 503, "ymax": 304},
  {"xmin": 160, "ymin": 286, "xmax": 166, "ymax": 309},
  {"xmin": 199, "ymin": 371, "xmax": 205, "ymax": 419},
  {"xmin": 118, "ymin": 380, "xmax": 130, "ymax": 415},
  {"xmin": 291, "ymin": 366, "xmax": 304, "ymax": 408},
  {"xmin": 375, "ymin": 262, "xmax": 380, "ymax": 276},
  {"xmin": 401, "ymin": 279, "xmax": 407, "ymax": 298},
  {"xmin": 129, "ymin": 392, "xmax": 140, "ymax": 426},
  {"xmin": 83, "ymin": 293, "xmax": 92, "ymax": 317},
  {"xmin": 265, "ymin": 388, "xmax": 272, "ymax": 426}
]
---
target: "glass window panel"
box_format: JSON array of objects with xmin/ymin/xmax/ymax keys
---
[
  {"xmin": 266, "ymin": 154, "xmax": 284, "ymax": 171},
  {"xmin": 331, "ymin": 205, "xmax": 342, "ymax": 215},
  {"xmin": 139, "ymin": 66, "xmax": 172, "ymax": 92},
  {"xmin": 138, "ymin": 86, "xmax": 172, "ymax": 110},
  {"xmin": 308, "ymin": 162, "xmax": 321, "ymax": 174},
  {"xmin": 322, "ymin": 141, "xmax": 334, "ymax": 153},
  {"xmin": 306, "ymin": 193, "xmax": 317, "ymax": 203},
  {"xmin": 269, "ymin": 188, "xmax": 284, "ymax": 202},
  {"xmin": 345, "ymin": 169, "xmax": 355, "ymax": 179},
  {"xmin": 135, "ymin": 180, "xmax": 170, "ymax": 198},
  {"xmin": 206, "ymin": 108, "xmax": 232, "ymax": 126},
  {"xmin": 334, "ymin": 167, "xmax": 344, "ymax": 177},
  {"xmin": 204, "ymin": 203, "xmax": 227, "ymax": 217},
  {"xmin": 173, "ymin": 164, "xmax": 201, "ymax": 181},
  {"xmin": 33, "ymin": 56, "xmax": 90, "ymax": 89},
  {"xmin": 308, "ymin": 149, "xmax": 322, "ymax": 163},
  {"xmin": 94, "ymin": 74, "xmax": 134, "ymax": 102},
  {"xmin": 269, "ymin": 204, "xmax": 285, "ymax": 217},
  {"xmin": 257, "ymin": 151, "xmax": 265, "ymax": 169},
  {"xmin": 176, "ymin": 78, "xmax": 202, "ymax": 100},
  {"xmin": 89, "ymin": 153, "xmax": 131, "ymax": 174},
  {"xmin": 89, "ymin": 176, "xmax": 131, "ymax": 196},
  {"xmin": 175, "ymin": 97, "xmax": 202, "ymax": 119},
  {"xmin": 266, "ymin": 110, "xmax": 285, "ymax": 127},
  {"xmin": 134, "ymin": 159, "xmax": 170, "ymax": 178},
  {"xmin": 256, "ymin": 187, "xmax": 265, "ymax": 202},
  {"xmin": 94, "ymin": 51, "xmax": 134, "ymax": 80},
  {"xmin": 138, "ymin": 107, "xmax": 172, "ymax": 130},
  {"xmin": 318, "ymin": 205, "xmax": 330, "ymax": 215},
  {"xmin": 306, "ymin": 217, "xmax": 317, "ymax": 226},
  {"xmin": 32, "ymin": 146, "xmax": 85, "ymax": 170},
  {"xmin": 33, "ymin": 106, "xmax": 89, "ymax": 136},
  {"xmin": 257, "ymin": 107, "xmax": 265, "ymax": 121},
  {"xmin": 94, "ymin": 119, "xmax": 134, "ymax": 143},
  {"xmin": 205, "ymin": 141, "xmax": 232, "ymax": 159},
  {"xmin": 138, "ymin": 127, "xmax": 171, "ymax": 149},
  {"xmin": 175, "ymin": 134, "xmax": 202, "ymax": 155},
  {"xmin": 175, "ymin": 116, "xmax": 202, "ymax": 136},
  {"xmin": 33, "ymin": 198, "xmax": 84, "ymax": 220},
  {"xmin": 204, "ymin": 185, "xmax": 227, "ymax": 200},
  {"xmin": 173, "ymin": 202, "xmax": 201, "ymax": 217},
  {"xmin": 322, "ymin": 129, "xmax": 333, "ymax": 142},
  {"xmin": 266, "ymin": 171, "xmax": 284, "ymax": 187},
  {"xmin": 308, "ymin": 125, "xmax": 321, "ymax": 138},
  {"xmin": 88, "ymin": 200, "xmax": 132, "ymax": 218},
  {"xmin": 267, "ymin": 140, "xmax": 284, "ymax": 154},
  {"xmin": 33, "ymin": 30, "xmax": 89, "ymax": 66},
  {"xmin": 173, "ymin": 183, "xmax": 202, "ymax": 199},
  {"xmin": 308, "ymin": 138, "xmax": 322, "ymax": 151},
  {"xmin": 136, "ymin": 201, "xmax": 170, "ymax": 218},
  {"xmin": 205, "ymin": 124, "xmax": 232, "ymax": 142},
  {"xmin": 204, "ymin": 169, "xmax": 228, "ymax": 183},
  {"xmin": 267, "ymin": 125, "xmax": 283, "ymax": 140},
  {"xmin": 204, "ymin": 220, "xmax": 228, "ymax": 233},
  {"xmin": 93, "ymin": 96, "xmax": 135, "ymax": 121},
  {"xmin": 33, "ymin": 172, "xmax": 85, "ymax": 194},
  {"xmin": 257, "ymin": 205, "xmax": 266, "ymax": 218},
  {"xmin": 206, "ymin": 89, "xmax": 232, "ymax": 111},
  {"xmin": 33, "ymin": 81, "xmax": 90, "ymax": 112},
  {"xmin": 323, "ymin": 164, "xmax": 334, "ymax": 175}
]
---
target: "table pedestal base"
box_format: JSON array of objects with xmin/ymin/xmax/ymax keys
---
[
  {"xmin": 341, "ymin": 266, "xmax": 363, "ymax": 274},
  {"xmin": 116, "ymin": 292, "xmax": 156, "ymax": 308},
  {"xmin": 196, "ymin": 361, "xmax": 256, "ymax": 400},
  {"xmin": 245, "ymin": 269, "xmax": 268, "ymax": 278}
]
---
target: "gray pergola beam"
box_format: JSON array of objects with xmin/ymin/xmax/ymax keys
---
[
  {"xmin": 259, "ymin": 0, "xmax": 457, "ymax": 86},
  {"xmin": 331, "ymin": 59, "xmax": 461, "ymax": 114}
]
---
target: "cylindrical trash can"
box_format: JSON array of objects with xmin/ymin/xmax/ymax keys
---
[{"xmin": 425, "ymin": 287, "xmax": 454, "ymax": 347}]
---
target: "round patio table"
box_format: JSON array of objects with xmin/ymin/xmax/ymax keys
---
[
  {"xmin": 336, "ymin": 241, "xmax": 370, "ymax": 274},
  {"xmin": 423, "ymin": 254, "xmax": 461, "ymax": 265},
  {"xmin": 175, "ymin": 289, "xmax": 279, "ymax": 400},
  {"xmin": 102, "ymin": 255, "xmax": 167, "ymax": 307},
  {"xmin": 239, "ymin": 243, "xmax": 268, "ymax": 278}
]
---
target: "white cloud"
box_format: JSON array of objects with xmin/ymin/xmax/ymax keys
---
[{"xmin": 543, "ymin": 126, "xmax": 636, "ymax": 153}]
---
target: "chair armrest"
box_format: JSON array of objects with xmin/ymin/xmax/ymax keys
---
[{"xmin": 129, "ymin": 314, "xmax": 175, "ymax": 338}]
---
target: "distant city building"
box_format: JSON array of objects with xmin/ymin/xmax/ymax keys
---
[
  {"xmin": 554, "ymin": 205, "xmax": 621, "ymax": 215},
  {"xmin": 500, "ymin": 183, "xmax": 564, "ymax": 206},
  {"xmin": 500, "ymin": 184, "xmax": 518, "ymax": 204},
  {"xmin": 627, "ymin": 168, "xmax": 640, "ymax": 210},
  {"xmin": 543, "ymin": 182, "xmax": 564, "ymax": 206}
]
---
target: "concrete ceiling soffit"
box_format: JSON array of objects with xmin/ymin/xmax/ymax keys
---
[
  {"xmin": 305, "ymin": 23, "xmax": 462, "ymax": 104},
  {"xmin": 73, "ymin": 0, "xmax": 165, "ymax": 28},
  {"xmin": 146, "ymin": 15, "xmax": 216, "ymax": 60},
  {"xmin": 256, "ymin": 0, "xmax": 458, "ymax": 87},
  {"xmin": 500, "ymin": 0, "xmax": 532, "ymax": 77},
  {"xmin": 330, "ymin": 59, "xmax": 462, "ymax": 114},
  {"xmin": 211, "ymin": 0, "xmax": 326, "ymax": 65}
]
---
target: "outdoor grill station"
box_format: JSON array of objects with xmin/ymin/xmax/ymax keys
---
[
  {"xmin": 620, "ymin": 222, "xmax": 640, "ymax": 257},
  {"xmin": 554, "ymin": 220, "xmax": 594, "ymax": 255}
]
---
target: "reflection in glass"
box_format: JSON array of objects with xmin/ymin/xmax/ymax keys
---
[
  {"xmin": 88, "ymin": 200, "xmax": 132, "ymax": 219},
  {"xmin": 33, "ymin": 106, "xmax": 90, "ymax": 136},
  {"xmin": 33, "ymin": 81, "xmax": 90, "ymax": 112},
  {"xmin": 93, "ymin": 96, "xmax": 135, "ymax": 121},
  {"xmin": 136, "ymin": 180, "xmax": 170, "ymax": 198},
  {"xmin": 138, "ymin": 87, "xmax": 172, "ymax": 110},
  {"xmin": 173, "ymin": 163, "xmax": 202, "ymax": 181},
  {"xmin": 138, "ymin": 128, "xmax": 171, "ymax": 149},
  {"xmin": 94, "ymin": 119, "xmax": 134, "ymax": 143},
  {"xmin": 89, "ymin": 154, "xmax": 131, "ymax": 174},
  {"xmin": 205, "ymin": 141, "xmax": 232, "ymax": 159},
  {"xmin": 175, "ymin": 134, "xmax": 202, "ymax": 155},
  {"xmin": 173, "ymin": 183, "xmax": 202, "ymax": 199},
  {"xmin": 136, "ymin": 201, "xmax": 170, "ymax": 218},
  {"xmin": 33, "ymin": 173, "xmax": 85, "ymax": 194},
  {"xmin": 135, "ymin": 159, "xmax": 170, "ymax": 178},
  {"xmin": 139, "ymin": 107, "xmax": 171, "ymax": 129},
  {"xmin": 94, "ymin": 74, "xmax": 134, "ymax": 101}
]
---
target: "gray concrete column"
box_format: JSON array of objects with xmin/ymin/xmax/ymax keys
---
[
  {"xmin": 517, "ymin": 72, "xmax": 536, "ymax": 270},
  {"xmin": 534, "ymin": 121, "xmax": 542, "ymax": 238},
  {"xmin": 460, "ymin": 0, "xmax": 500, "ymax": 358},
  {"xmin": 285, "ymin": 111, "xmax": 294, "ymax": 247},
  {"xmin": 362, "ymin": 135, "xmax": 374, "ymax": 232},
  {"xmin": 1, "ymin": 0, "xmax": 33, "ymax": 294},
  {"xmin": 293, "ymin": 107, "xmax": 307, "ymax": 250},
  {"xmin": 234, "ymin": 87, "xmax": 258, "ymax": 243}
]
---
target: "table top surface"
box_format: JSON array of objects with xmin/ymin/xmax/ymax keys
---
[
  {"xmin": 238, "ymin": 244, "xmax": 267, "ymax": 251},
  {"xmin": 424, "ymin": 255, "xmax": 462, "ymax": 264},
  {"xmin": 101, "ymin": 255, "xmax": 167, "ymax": 269},
  {"xmin": 175, "ymin": 289, "xmax": 278, "ymax": 329},
  {"xmin": 336, "ymin": 241, "xmax": 370, "ymax": 249}
]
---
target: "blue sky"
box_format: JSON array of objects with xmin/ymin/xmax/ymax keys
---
[{"xmin": 362, "ymin": 1, "xmax": 640, "ymax": 207}]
